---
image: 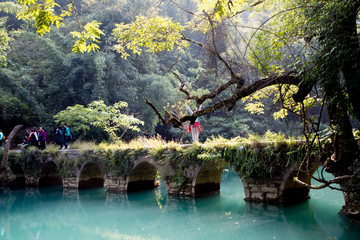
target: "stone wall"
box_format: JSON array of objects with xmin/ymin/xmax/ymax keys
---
[
  {"xmin": 104, "ymin": 175, "xmax": 127, "ymax": 193},
  {"xmin": 243, "ymin": 178, "xmax": 282, "ymax": 203},
  {"xmin": 63, "ymin": 177, "xmax": 77, "ymax": 189}
]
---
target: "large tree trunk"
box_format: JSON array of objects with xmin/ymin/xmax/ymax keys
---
[
  {"xmin": 338, "ymin": 1, "xmax": 360, "ymax": 122},
  {"xmin": 320, "ymin": 2, "xmax": 360, "ymax": 220},
  {"xmin": 323, "ymin": 80, "xmax": 360, "ymax": 220},
  {"xmin": 0, "ymin": 125, "xmax": 23, "ymax": 181}
]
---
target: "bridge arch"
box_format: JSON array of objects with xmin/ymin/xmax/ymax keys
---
[
  {"xmin": 78, "ymin": 162, "xmax": 105, "ymax": 189},
  {"xmin": 9, "ymin": 162, "xmax": 26, "ymax": 189},
  {"xmin": 38, "ymin": 161, "xmax": 62, "ymax": 187},
  {"xmin": 192, "ymin": 161, "xmax": 225, "ymax": 196},
  {"xmin": 127, "ymin": 158, "xmax": 162, "ymax": 192}
]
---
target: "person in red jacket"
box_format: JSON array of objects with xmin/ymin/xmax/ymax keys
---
[
  {"xmin": 27, "ymin": 128, "xmax": 39, "ymax": 148},
  {"xmin": 186, "ymin": 103, "xmax": 202, "ymax": 142}
]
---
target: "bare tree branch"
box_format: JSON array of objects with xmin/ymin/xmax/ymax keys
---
[
  {"xmin": 182, "ymin": 24, "xmax": 243, "ymax": 84},
  {"xmin": 145, "ymin": 98, "xmax": 167, "ymax": 125},
  {"xmin": 169, "ymin": 0, "xmax": 196, "ymax": 16},
  {"xmin": 1, "ymin": 125, "xmax": 23, "ymax": 180},
  {"xmin": 148, "ymin": 71, "xmax": 300, "ymax": 128},
  {"xmin": 69, "ymin": 0, "xmax": 82, "ymax": 31},
  {"xmin": 294, "ymin": 175, "xmax": 358, "ymax": 189},
  {"xmin": 168, "ymin": 54, "xmax": 243, "ymax": 105}
]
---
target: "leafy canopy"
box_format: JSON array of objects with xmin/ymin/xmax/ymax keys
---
[
  {"xmin": 242, "ymin": 84, "xmax": 320, "ymax": 120},
  {"xmin": 71, "ymin": 20, "xmax": 104, "ymax": 53},
  {"xmin": 113, "ymin": 16, "xmax": 188, "ymax": 59},
  {"xmin": 16, "ymin": 0, "xmax": 104, "ymax": 53},
  {"xmin": 53, "ymin": 104, "xmax": 94, "ymax": 138},
  {"xmin": 54, "ymin": 100, "xmax": 144, "ymax": 141},
  {"xmin": 17, "ymin": 0, "xmax": 72, "ymax": 35}
]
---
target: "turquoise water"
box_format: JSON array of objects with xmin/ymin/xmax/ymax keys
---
[{"xmin": 1, "ymin": 170, "xmax": 360, "ymax": 240}]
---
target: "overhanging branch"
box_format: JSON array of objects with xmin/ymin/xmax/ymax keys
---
[
  {"xmin": 146, "ymin": 72, "xmax": 301, "ymax": 128},
  {"xmin": 145, "ymin": 98, "xmax": 167, "ymax": 125},
  {"xmin": 293, "ymin": 175, "xmax": 358, "ymax": 190}
]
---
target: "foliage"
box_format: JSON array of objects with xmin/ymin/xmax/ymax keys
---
[
  {"xmin": 16, "ymin": 0, "xmax": 104, "ymax": 53},
  {"xmin": 53, "ymin": 104, "xmax": 94, "ymax": 138},
  {"xmin": 0, "ymin": 18, "xmax": 9, "ymax": 65},
  {"xmin": 87, "ymin": 100, "xmax": 144, "ymax": 141},
  {"xmin": 0, "ymin": 1, "xmax": 25, "ymax": 65},
  {"xmin": 17, "ymin": 0, "xmax": 72, "ymax": 35},
  {"xmin": 15, "ymin": 146, "xmax": 45, "ymax": 177},
  {"xmin": 54, "ymin": 100, "xmax": 144, "ymax": 141},
  {"xmin": 113, "ymin": 16, "xmax": 188, "ymax": 59},
  {"xmin": 71, "ymin": 20, "xmax": 104, "ymax": 53},
  {"xmin": 242, "ymin": 84, "xmax": 320, "ymax": 120}
]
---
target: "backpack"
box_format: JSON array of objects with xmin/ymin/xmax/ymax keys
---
[
  {"xmin": 38, "ymin": 132, "xmax": 44, "ymax": 142},
  {"xmin": 65, "ymin": 127, "xmax": 71, "ymax": 137}
]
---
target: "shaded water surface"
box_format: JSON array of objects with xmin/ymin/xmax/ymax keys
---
[{"xmin": 1, "ymin": 170, "xmax": 359, "ymax": 239}]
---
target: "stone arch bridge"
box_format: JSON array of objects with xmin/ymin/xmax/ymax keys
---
[{"xmin": 2, "ymin": 142, "xmax": 318, "ymax": 204}]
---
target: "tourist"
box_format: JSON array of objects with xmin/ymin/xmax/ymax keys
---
[
  {"xmin": 19, "ymin": 136, "xmax": 30, "ymax": 149},
  {"xmin": 185, "ymin": 103, "xmax": 202, "ymax": 142},
  {"xmin": 56, "ymin": 125, "xmax": 65, "ymax": 150},
  {"xmin": 38, "ymin": 127, "xmax": 47, "ymax": 150},
  {"xmin": 27, "ymin": 128, "xmax": 39, "ymax": 147},
  {"xmin": 63, "ymin": 123, "xmax": 72, "ymax": 149},
  {"xmin": 0, "ymin": 129, "xmax": 4, "ymax": 147}
]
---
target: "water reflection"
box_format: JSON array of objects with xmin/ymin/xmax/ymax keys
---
[{"xmin": 0, "ymin": 170, "xmax": 359, "ymax": 240}]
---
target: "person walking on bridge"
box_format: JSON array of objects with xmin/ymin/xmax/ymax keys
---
[
  {"xmin": 186, "ymin": 103, "xmax": 202, "ymax": 143},
  {"xmin": 56, "ymin": 125, "xmax": 65, "ymax": 150},
  {"xmin": 63, "ymin": 123, "xmax": 72, "ymax": 149}
]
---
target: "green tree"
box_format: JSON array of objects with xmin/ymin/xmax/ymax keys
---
[
  {"xmin": 54, "ymin": 100, "xmax": 144, "ymax": 141},
  {"xmin": 53, "ymin": 104, "xmax": 93, "ymax": 139}
]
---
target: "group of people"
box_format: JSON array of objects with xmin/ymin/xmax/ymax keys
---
[
  {"xmin": 55, "ymin": 123, "xmax": 72, "ymax": 150},
  {"xmin": 17, "ymin": 123, "xmax": 71, "ymax": 150},
  {"xmin": 19, "ymin": 127, "xmax": 47, "ymax": 150}
]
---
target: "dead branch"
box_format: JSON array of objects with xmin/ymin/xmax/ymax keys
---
[
  {"xmin": 169, "ymin": 0, "xmax": 196, "ymax": 16},
  {"xmin": 1, "ymin": 125, "xmax": 23, "ymax": 180},
  {"xmin": 145, "ymin": 98, "xmax": 167, "ymax": 125},
  {"xmin": 293, "ymin": 175, "xmax": 357, "ymax": 189},
  {"xmin": 167, "ymin": 60, "xmax": 195, "ymax": 101},
  {"xmin": 168, "ymin": 54, "xmax": 244, "ymax": 105},
  {"xmin": 146, "ymin": 71, "xmax": 300, "ymax": 128},
  {"xmin": 181, "ymin": 34, "xmax": 244, "ymax": 85}
]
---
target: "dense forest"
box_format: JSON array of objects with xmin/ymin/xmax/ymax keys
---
[{"xmin": 0, "ymin": 0, "xmax": 305, "ymax": 143}]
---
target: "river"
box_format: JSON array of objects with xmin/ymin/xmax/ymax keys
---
[{"xmin": 0, "ymin": 169, "xmax": 359, "ymax": 240}]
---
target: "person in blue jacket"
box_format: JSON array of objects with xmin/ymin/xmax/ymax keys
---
[{"xmin": 63, "ymin": 123, "xmax": 72, "ymax": 149}]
